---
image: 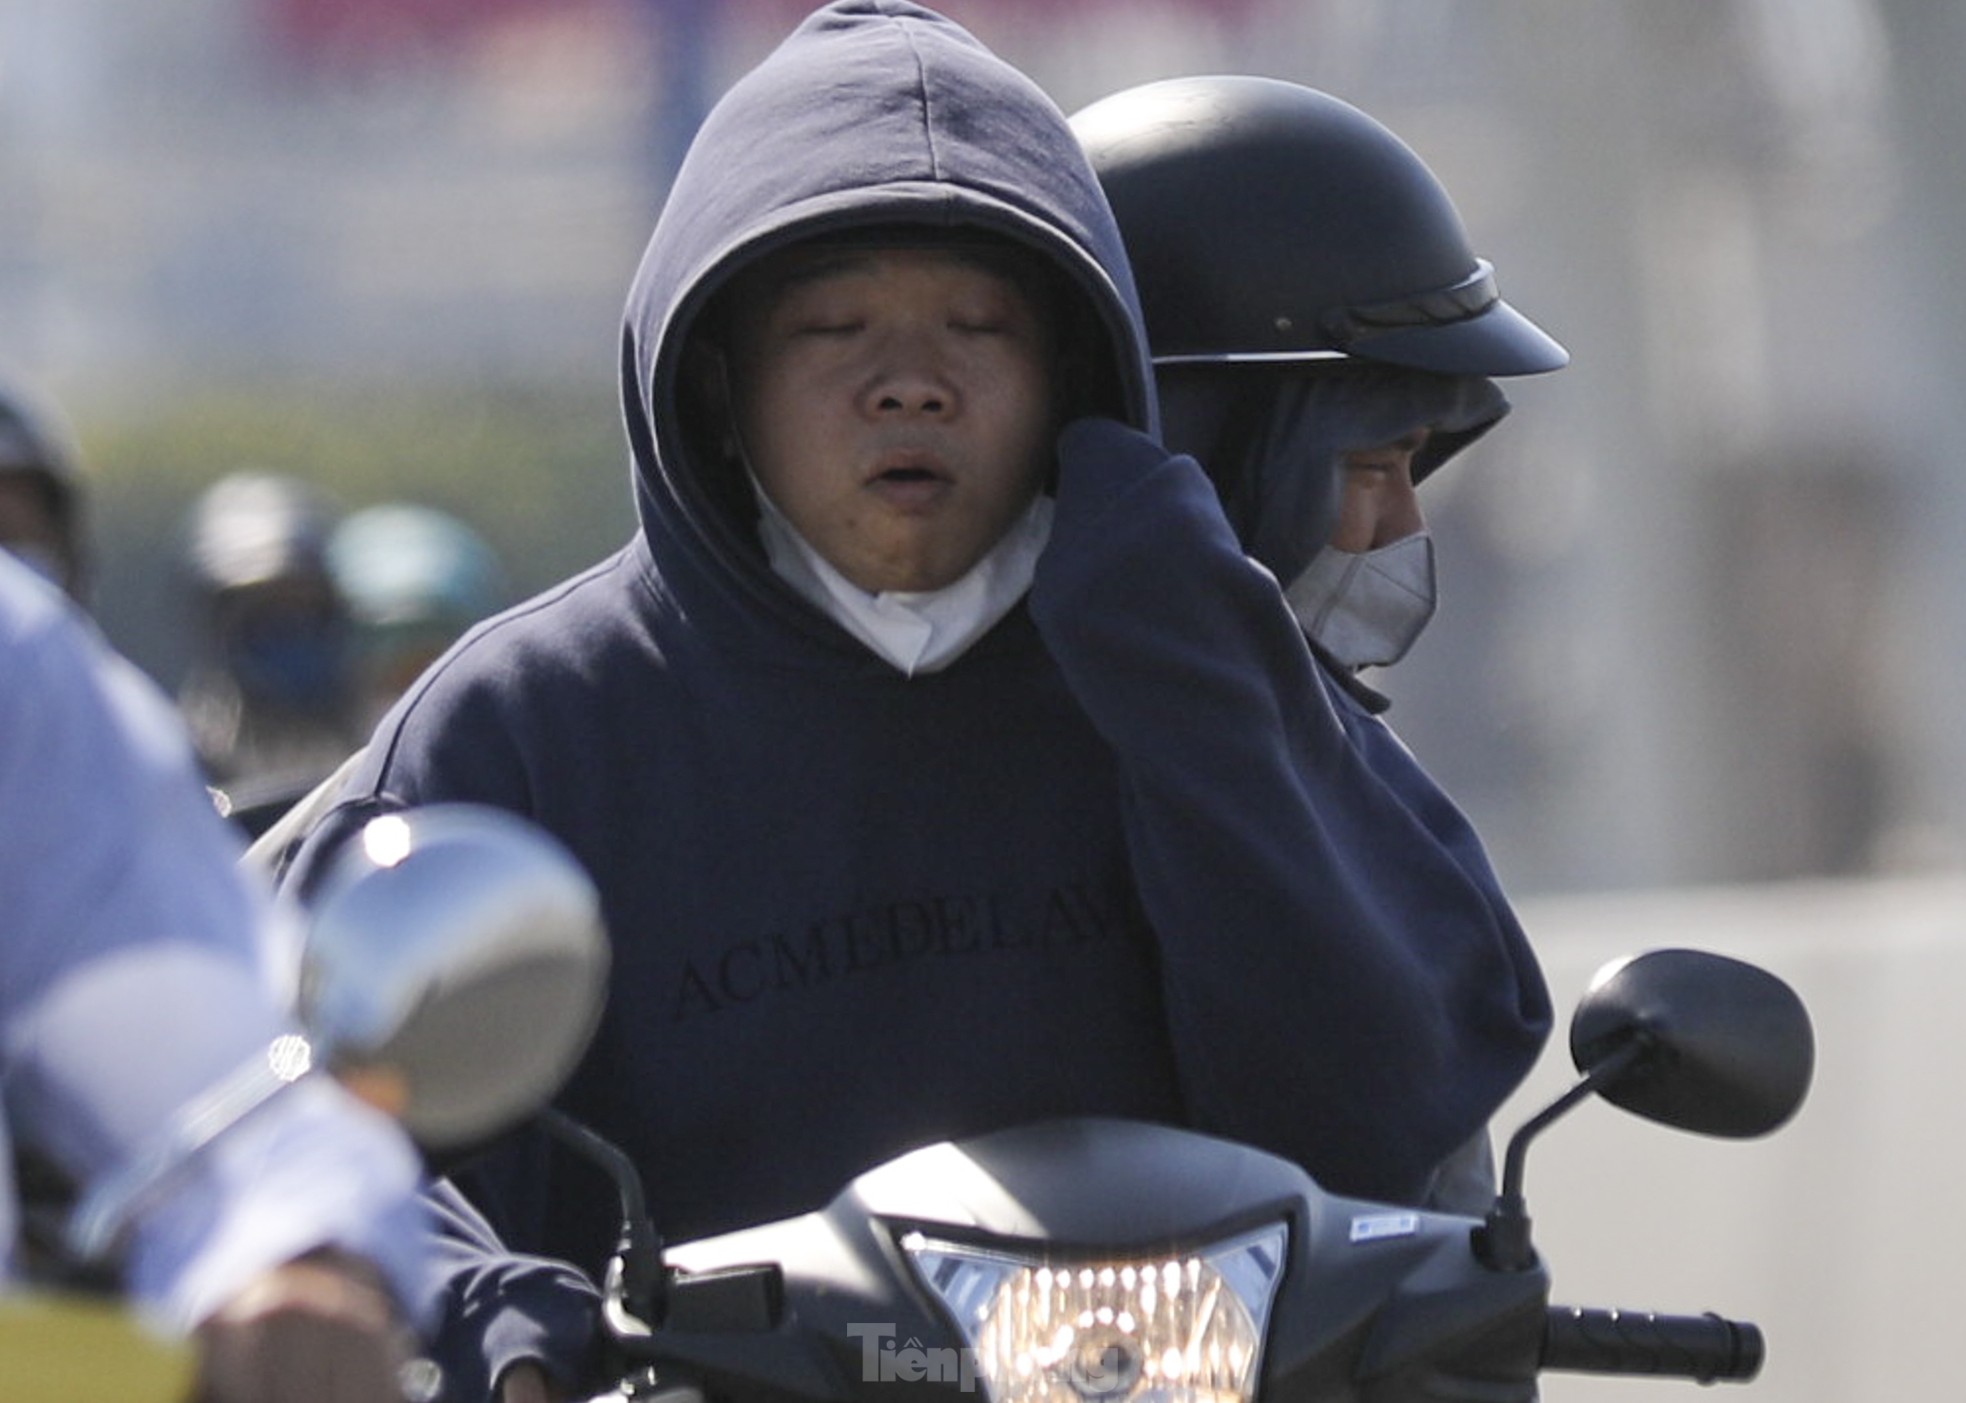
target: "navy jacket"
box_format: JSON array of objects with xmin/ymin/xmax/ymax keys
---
[{"xmin": 289, "ymin": 3, "xmax": 1550, "ymax": 1393}]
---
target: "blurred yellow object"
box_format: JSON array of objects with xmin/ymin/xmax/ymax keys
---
[{"xmin": 0, "ymin": 1291, "xmax": 193, "ymax": 1402}]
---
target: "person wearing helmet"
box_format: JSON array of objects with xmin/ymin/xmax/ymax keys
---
[
  {"xmin": 1074, "ymin": 74, "xmax": 1569, "ymax": 1207},
  {"xmin": 176, "ymin": 472, "xmax": 363, "ymax": 827},
  {"xmin": 0, "ymin": 379, "xmax": 89, "ymax": 603},
  {"xmin": 1074, "ymin": 73, "xmax": 1567, "ymax": 693},
  {"xmin": 280, "ymin": 10, "xmax": 1547, "ymax": 1398},
  {"xmin": 239, "ymin": 505, "xmax": 507, "ymax": 877},
  {"xmin": 328, "ymin": 503, "xmax": 507, "ymax": 731}
]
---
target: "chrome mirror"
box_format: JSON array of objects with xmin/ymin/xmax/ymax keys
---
[{"xmin": 300, "ymin": 804, "xmax": 609, "ymax": 1149}]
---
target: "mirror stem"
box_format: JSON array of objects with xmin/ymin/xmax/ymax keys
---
[
  {"xmin": 68, "ymin": 1040, "xmax": 310, "ymax": 1264},
  {"xmin": 538, "ymin": 1107, "xmax": 666, "ymax": 1326},
  {"xmin": 1477, "ymin": 1033, "xmax": 1654, "ymax": 1272}
]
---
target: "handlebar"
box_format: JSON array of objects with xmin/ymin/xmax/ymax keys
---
[{"xmin": 1542, "ymin": 1306, "xmax": 1764, "ymax": 1383}]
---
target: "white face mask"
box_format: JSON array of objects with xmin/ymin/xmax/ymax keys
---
[
  {"xmin": 1283, "ymin": 532, "xmax": 1437, "ymax": 671},
  {"xmin": 752, "ymin": 476, "xmax": 1052, "ymax": 676}
]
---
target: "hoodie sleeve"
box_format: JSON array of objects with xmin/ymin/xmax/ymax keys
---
[
  {"xmin": 1030, "ymin": 417, "xmax": 1552, "ymax": 1205},
  {"xmin": 279, "ymin": 772, "xmax": 610, "ymax": 1399},
  {"xmin": 418, "ymin": 1180, "xmax": 603, "ymax": 1403}
]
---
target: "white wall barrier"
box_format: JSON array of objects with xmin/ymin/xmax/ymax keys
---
[{"xmin": 1501, "ymin": 873, "xmax": 1966, "ymax": 1400}]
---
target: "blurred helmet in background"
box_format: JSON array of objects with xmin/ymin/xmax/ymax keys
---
[
  {"xmin": 328, "ymin": 502, "xmax": 505, "ymax": 718},
  {"xmin": 185, "ymin": 470, "xmax": 339, "ymax": 597},
  {"xmin": 181, "ymin": 470, "xmax": 350, "ymax": 717}
]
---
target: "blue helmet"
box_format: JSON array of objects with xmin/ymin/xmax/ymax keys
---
[{"xmin": 328, "ymin": 503, "xmax": 504, "ymax": 639}]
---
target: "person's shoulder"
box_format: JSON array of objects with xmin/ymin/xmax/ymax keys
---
[
  {"xmin": 385, "ymin": 549, "xmax": 653, "ymax": 725},
  {"xmin": 1310, "ymin": 646, "xmax": 1393, "ymax": 718},
  {"xmin": 0, "ymin": 550, "xmax": 80, "ymax": 661},
  {"xmin": 0, "ymin": 555, "xmax": 168, "ymax": 741},
  {"xmin": 450, "ymin": 549, "xmax": 644, "ymax": 661}
]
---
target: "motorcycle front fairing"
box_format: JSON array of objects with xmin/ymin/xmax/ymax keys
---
[{"xmin": 616, "ymin": 1118, "xmax": 1548, "ymax": 1403}]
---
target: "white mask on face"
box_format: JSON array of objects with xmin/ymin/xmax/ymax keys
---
[
  {"xmin": 752, "ymin": 477, "xmax": 1051, "ymax": 676},
  {"xmin": 1283, "ymin": 532, "xmax": 1437, "ymax": 671}
]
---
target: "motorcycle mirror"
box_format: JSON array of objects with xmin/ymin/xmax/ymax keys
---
[
  {"xmin": 1568, "ymin": 948, "xmax": 1814, "ymax": 1139},
  {"xmin": 299, "ymin": 804, "xmax": 610, "ymax": 1150},
  {"xmin": 1477, "ymin": 947, "xmax": 1813, "ymax": 1273}
]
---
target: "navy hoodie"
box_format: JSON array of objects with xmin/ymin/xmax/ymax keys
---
[{"xmin": 289, "ymin": 2, "xmax": 1550, "ymax": 1391}]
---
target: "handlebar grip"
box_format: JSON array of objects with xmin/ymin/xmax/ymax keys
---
[{"xmin": 1542, "ymin": 1306, "xmax": 1764, "ymax": 1383}]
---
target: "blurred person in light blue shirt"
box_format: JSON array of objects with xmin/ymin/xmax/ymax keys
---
[{"xmin": 0, "ymin": 546, "xmax": 429, "ymax": 1403}]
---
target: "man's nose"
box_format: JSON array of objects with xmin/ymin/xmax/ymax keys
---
[
  {"xmin": 865, "ymin": 335, "xmax": 955, "ymax": 417},
  {"xmin": 1371, "ymin": 462, "xmax": 1426, "ymax": 549}
]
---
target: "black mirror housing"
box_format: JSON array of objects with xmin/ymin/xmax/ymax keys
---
[{"xmin": 1569, "ymin": 948, "xmax": 1814, "ymax": 1139}]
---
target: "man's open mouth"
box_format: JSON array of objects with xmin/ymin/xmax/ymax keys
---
[{"xmin": 866, "ymin": 457, "xmax": 953, "ymax": 509}]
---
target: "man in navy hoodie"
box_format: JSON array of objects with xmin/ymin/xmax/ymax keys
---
[{"xmin": 286, "ymin": 6, "xmax": 1551, "ymax": 1397}]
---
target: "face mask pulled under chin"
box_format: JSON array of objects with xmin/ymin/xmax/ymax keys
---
[{"xmin": 1283, "ymin": 532, "xmax": 1437, "ymax": 671}]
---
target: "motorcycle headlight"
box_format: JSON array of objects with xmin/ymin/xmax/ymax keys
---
[{"xmin": 901, "ymin": 1224, "xmax": 1288, "ymax": 1403}]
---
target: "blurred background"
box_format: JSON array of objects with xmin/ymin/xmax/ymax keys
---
[
  {"xmin": 5, "ymin": 1, "xmax": 1964, "ymax": 1396},
  {"xmin": 8, "ymin": 0, "xmax": 1964, "ymax": 897}
]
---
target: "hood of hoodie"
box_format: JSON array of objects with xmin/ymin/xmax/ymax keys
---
[
  {"xmin": 619, "ymin": 1, "xmax": 1156, "ymax": 635},
  {"xmin": 1156, "ymin": 361, "xmax": 1507, "ymax": 587}
]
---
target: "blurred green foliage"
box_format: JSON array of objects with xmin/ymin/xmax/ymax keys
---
[{"xmin": 74, "ymin": 376, "xmax": 635, "ymax": 687}]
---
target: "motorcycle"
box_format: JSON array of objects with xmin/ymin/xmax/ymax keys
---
[
  {"xmin": 2, "ymin": 804, "xmax": 612, "ymax": 1403},
  {"xmin": 546, "ymin": 946, "xmax": 1813, "ymax": 1403}
]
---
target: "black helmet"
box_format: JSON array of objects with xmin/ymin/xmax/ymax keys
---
[{"xmin": 1071, "ymin": 75, "xmax": 1567, "ymax": 376}]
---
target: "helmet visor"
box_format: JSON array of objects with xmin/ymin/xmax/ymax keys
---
[{"xmin": 1156, "ymin": 262, "xmax": 1567, "ymax": 378}]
